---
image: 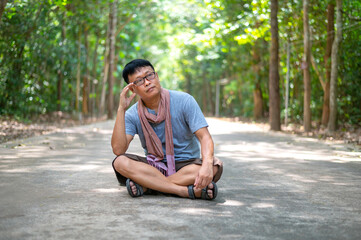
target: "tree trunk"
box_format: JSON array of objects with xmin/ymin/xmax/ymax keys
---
[
  {"xmin": 253, "ymin": 83, "xmax": 263, "ymax": 119},
  {"xmin": 328, "ymin": 0, "xmax": 342, "ymax": 132},
  {"xmin": 0, "ymin": 0, "xmax": 7, "ymax": 22},
  {"xmin": 269, "ymin": 0, "xmax": 281, "ymax": 131},
  {"xmin": 82, "ymin": 25, "xmax": 90, "ymax": 115},
  {"xmin": 75, "ymin": 28, "xmax": 81, "ymax": 112},
  {"xmin": 113, "ymin": 44, "xmax": 121, "ymax": 112},
  {"xmin": 99, "ymin": 21, "xmax": 110, "ymax": 117},
  {"xmin": 207, "ymin": 79, "xmax": 215, "ymax": 115},
  {"xmin": 107, "ymin": 0, "xmax": 117, "ymax": 119},
  {"xmin": 202, "ymin": 71, "xmax": 208, "ymax": 116},
  {"xmin": 91, "ymin": 32, "xmax": 100, "ymax": 116},
  {"xmin": 303, "ymin": 0, "xmax": 311, "ymax": 132},
  {"xmin": 252, "ymin": 38, "xmax": 263, "ymax": 119},
  {"xmin": 57, "ymin": 13, "xmax": 66, "ymax": 111},
  {"xmin": 186, "ymin": 72, "xmax": 192, "ymax": 94},
  {"xmin": 322, "ymin": 3, "xmax": 335, "ymax": 126}
]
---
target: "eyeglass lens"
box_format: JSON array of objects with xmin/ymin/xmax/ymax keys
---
[{"xmin": 134, "ymin": 72, "xmax": 155, "ymax": 86}]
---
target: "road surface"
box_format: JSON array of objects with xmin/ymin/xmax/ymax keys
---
[{"xmin": 1, "ymin": 118, "xmax": 360, "ymax": 239}]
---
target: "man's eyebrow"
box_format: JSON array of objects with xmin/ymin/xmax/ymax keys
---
[{"xmin": 135, "ymin": 70, "xmax": 152, "ymax": 79}]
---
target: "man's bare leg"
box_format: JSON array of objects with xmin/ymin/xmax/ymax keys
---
[
  {"xmin": 114, "ymin": 156, "xmax": 218, "ymax": 198},
  {"xmin": 167, "ymin": 164, "xmax": 219, "ymax": 198},
  {"xmin": 113, "ymin": 156, "xmax": 188, "ymax": 197}
]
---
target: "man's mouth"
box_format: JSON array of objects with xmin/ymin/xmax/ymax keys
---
[{"xmin": 146, "ymin": 86, "xmax": 154, "ymax": 93}]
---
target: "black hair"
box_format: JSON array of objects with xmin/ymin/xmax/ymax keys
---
[{"xmin": 122, "ymin": 59, "xmax": 155, "ymax": 84}]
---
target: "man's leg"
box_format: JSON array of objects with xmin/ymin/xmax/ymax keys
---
[
  {"xmin": 113, "ymin": 155, "xmax": 189, "ymax": 198},
  {"xmin": 167, "ymin": 164, "xmax": 219, "ymax": 198},
  {"xmin": 113, "ymin": 155, "xmax": 221, "ymax": 198}
]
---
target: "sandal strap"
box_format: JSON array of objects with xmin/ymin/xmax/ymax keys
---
[
  {"xmin": 187, "ymin": 185, "xmax": 196, "ymax": 199},
  {"xmin": 126, "ymin": 178, "xmax": 144, "ymax": 197},
  {"xmin": 201, "ymin": 182, "xmax": 218, "ymax": 200}
]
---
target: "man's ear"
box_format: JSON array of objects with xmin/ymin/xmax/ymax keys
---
[{"xmin": 129, "ymin": 84, "xmax": 136, "ymax": 93}]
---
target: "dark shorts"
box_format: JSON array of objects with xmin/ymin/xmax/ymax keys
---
[{"xmin": 112, "ymin": 153, "xmax": 223, "ymax": 186}]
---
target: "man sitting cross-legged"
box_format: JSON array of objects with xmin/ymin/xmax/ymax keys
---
[{"xmin": 111, "ymin": 59, "xmax": 223, "ymax": 200}]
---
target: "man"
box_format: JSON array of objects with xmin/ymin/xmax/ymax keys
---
[{"xmin": 111, "ymin": 59, "xmax": 223, "ymax": 200}]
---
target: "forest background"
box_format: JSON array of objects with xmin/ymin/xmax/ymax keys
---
[{"xmin": 0, "ymin": 0, "xmax": 360, "ymax": 143}]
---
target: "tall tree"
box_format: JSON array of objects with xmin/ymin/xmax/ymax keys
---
[
  {"xmin": 107, "ymin": 0, "xmax": 117, "ymax": 119},
  {"xmin": 90, "ymin": 32, "xmax": 100, "ymax": 116},
  {"xmin": 269, "ymin": 0, "xmax": 281, "ymax": 131},
  {"xmin": 321, "ymin": 3, "xmax": 335, "ymax": 126},
  {"xmin": 75, "ymin": 28, "xmax": 81, "ymax": 112},
  {"xmin": 0, "ymin": 0, "xmax": 7, "ymax": 22},
  {"xmin": 253, "ymin": 33, "xmax": 263, "ymax": 119},
  {"xmin": 99, "ymin": 20, "xmax": 110, "ymax": 117},
  {"xmin": 303, "ymin": 0, "xmax": 311, "ymax": 132},
  {"xmin": 57, "ymin": 11, "xmax": 66, "ymax": 111},
  {"xmin": 328, "ymin": 0, "xmax": 342, "ymax": 132},
  {"xmin": 82, "ymin": 25, "xmax": 90, "ymax": 115}
]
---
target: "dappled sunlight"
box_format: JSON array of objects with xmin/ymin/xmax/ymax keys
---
[
  {"xmin": 0, "ymin": 167, "xmax": 32, "ymax": 173},
  {"xmin": 178, "ymin": 207, "xmax": 233, "ymax": 217},
  {"xmin": 178, "ymin": 207, "xmax": 212, "ymax": 215},
  {"xmin": 91, "ymin": 188, "xmax": 121, "ymax": 193},
  {"xmin": 251, "ymin": 202, "xmax": 275, "ymax": 209},
  {"xmin": 217, "ymin": 199, "xmax": 244, "ymax": 206},
  {"xmin": 36, "ymin": 163, "xmax": 100, "ymax": 171},
  {"xmin": 208, "ymin": 118, "xmax": 266, "ymax": 135},
  {"xmin": 284, "ymin": 174, "xmax": 317, "ymax": 183},
  {"xmin": 213, "ymin": 130, "xmax": 361, "ymax": 165},
  {"xmin": 97, "ymin": 168, "xmax": 114, "ymax": 174}
]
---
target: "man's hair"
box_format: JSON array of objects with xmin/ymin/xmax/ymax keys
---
[{"xmin": 122, "ymin": 59, "xmax": 155, "ymax": 84}]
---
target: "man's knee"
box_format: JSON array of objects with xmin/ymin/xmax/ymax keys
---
[{"xmin": 113, "ymin": 155, "xmax": 131, "ymax": 175}]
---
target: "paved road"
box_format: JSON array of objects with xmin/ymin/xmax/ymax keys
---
[{"xmin": 1, "ymin": 118, "xmax": 361, "ymax": 240}]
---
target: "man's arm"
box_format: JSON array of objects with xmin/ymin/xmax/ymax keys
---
[
  {"xmin": 111, "ymin": 84, "xmax": 136, "ymax": 155},
  {"xmin": 194, "ymin": 127, "xmax": 214, "ymax": 189}
]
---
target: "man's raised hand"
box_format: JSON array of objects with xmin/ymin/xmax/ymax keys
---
[{"xmin": 119, "ymin": 83, "xmax": 136, "ymax": 111}]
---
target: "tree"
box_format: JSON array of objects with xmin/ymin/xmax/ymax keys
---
[
  {"xmin": 106, "ymin": 0, "xmax": 117, "ymax": 119},
  {"xmin": 328, "ymin": 0, "xmax": 342, "ymax": 132},
  {"xmin": 321, "ymin": 3, "xmax": 335, "ymax": 126},
  {"xmin": 269, "ymin": 0, "xmax": 281, "ymax": 131},
  {"xmin": 303, "ymin": 0, "xmax": 311, "ymax": 132},
  {"xmin": 82, "ymin": 25, "xmax": 90, "ymax": 115},
  {"xmin": 0, "ymin": 0, "xmax": 7, "ymax": 22}
]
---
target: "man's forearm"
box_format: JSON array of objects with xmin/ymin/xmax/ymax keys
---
[
  {"xmin": 200, "ymin": 134, "xmax": 214, "ymax": 166},
  {"xmin": 111, "ymin": 109, "xmax": 128, "ymax": 155}
]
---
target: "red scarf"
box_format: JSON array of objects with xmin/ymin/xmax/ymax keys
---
[{"xmin": 137, "ymin": 88, "xmax": 176, "ymax": 176}]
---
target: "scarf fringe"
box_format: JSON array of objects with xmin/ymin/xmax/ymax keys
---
[{"xmin": 147, "ymin": 155, "xmax": 168, "ymax": 176}]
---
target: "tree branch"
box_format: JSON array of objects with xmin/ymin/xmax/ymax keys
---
[
  {"xmin": 311, "ymin": 54, "xmax": 326, "ymax": 92},
  {"xmin": 116, "ymin": 13, "xmax": 134, "ymax": 36},
  {"xmin": 342, "ymin": 10, "xmax": 361, "ymax": 21}
]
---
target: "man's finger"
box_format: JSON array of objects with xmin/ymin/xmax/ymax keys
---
[
  {"xmin": 194, "ymin": 176, "xmax": 200, "ymax": 188},
  {"xmin": 129, "ymin": 92, "xmax": 137, "ymax": 102}
]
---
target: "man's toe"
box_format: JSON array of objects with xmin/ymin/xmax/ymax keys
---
[{"xmin": 129, "ymin": 181, "xmax": 138, "ymax": 195}]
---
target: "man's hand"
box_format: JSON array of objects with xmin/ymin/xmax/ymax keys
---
[
  {"xmin": 119, "ymin": 83, "xmax": 136, "ymax": 111},
  {"xmin": 194, "ymin": 127, "xmax": 215, "ymax": 190},
  {"xmin": 194, "ymin": 162, "xmax": 213, "ymax": 190}
]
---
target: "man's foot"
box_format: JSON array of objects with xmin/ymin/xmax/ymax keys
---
[
  {"xmin": 126, "ymin": 179, "xmax": 144, "ymax": 197},
  {"xmin": 187, "ymin": 182, "xmax": 218, "ymax": 200},
  {"xmin": 126, "ymin": 179, "xmax": 155, "ymax": 197}
]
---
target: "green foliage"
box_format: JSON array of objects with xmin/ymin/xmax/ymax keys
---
[{"xmin": 0, "ymin": 0, "xmax": 360, "ymax": 128}]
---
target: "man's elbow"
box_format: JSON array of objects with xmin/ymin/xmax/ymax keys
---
[{"xmin": 112, "ymin": 145, "xmax": 126, "ymax": 156}]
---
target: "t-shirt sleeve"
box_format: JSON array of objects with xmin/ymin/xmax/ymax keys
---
[
  {"xmin": 183, "ymin": 95, "xmax": 208, "ymax": 133},
  {"xmin": 125, "ymin": 109, "xmax": 137, "ymax": 136}
]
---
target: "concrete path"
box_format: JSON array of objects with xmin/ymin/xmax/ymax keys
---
[{"xmin": 0, "ymin": 118, "xmax": 360, "ymax": 240}]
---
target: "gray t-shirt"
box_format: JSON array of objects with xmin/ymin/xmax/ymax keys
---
[{"xmin": 125, "ymin": 90, "xmax": 208, "ymax": 161}]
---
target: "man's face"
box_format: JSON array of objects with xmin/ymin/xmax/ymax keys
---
[{"xmin": 128, "ymin": 66, "xmax": 161, "ymax": 101}]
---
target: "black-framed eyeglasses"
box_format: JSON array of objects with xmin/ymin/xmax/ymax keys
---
[{"xmin": 133, "ymin": 72, "xmax": 156, "ymax": 86}]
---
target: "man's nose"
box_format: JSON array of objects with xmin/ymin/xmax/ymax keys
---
[{"xmin": 144, "ymin": 78, "xmax": 151, "ymax": 86}]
